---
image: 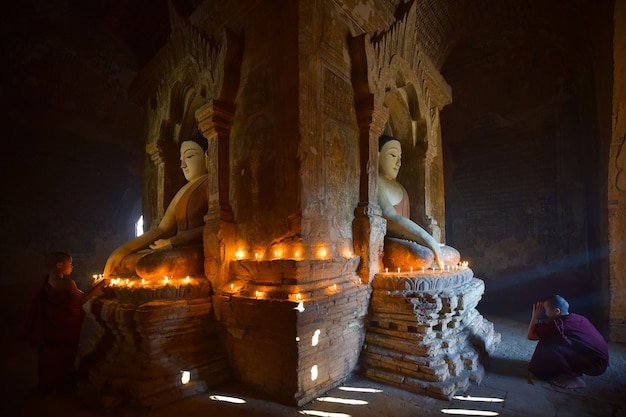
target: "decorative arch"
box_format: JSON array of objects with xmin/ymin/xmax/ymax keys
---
[
  {"xmin": 141, "ymin": 4, "xmax": 241, "ymax": 231},
  {"xmin": 349, "ymin": 0, "xmax": 452, "ymax": 283}
]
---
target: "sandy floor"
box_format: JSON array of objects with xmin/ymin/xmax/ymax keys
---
[{"xmin": 2, "ymin": 283, "xmax": 625, "ymax": 417}]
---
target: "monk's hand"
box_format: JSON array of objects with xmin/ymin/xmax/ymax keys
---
[
  {"xmin": 150, "ymin": 239, "xmax": 173, "ymax": 250},
  {"xmin": 531, "ymin": 301, "xmax": 544, "ymax": 320}
]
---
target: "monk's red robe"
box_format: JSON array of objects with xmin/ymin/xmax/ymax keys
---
[
  {"xmin": 20, "ymin": 275, "xmax": 85, "ymax": 390},
  {"xmin": 529, "ymin": 313, "xmax": 609, "ymax": 380}
]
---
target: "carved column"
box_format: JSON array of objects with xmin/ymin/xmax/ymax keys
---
[
  {"xmin": 196, "ymin": 100, "xmax": 236, "ymax": 290},
  {"xmin": 352, "ymin": 97, "xmax": 388, "ymax": 284}
]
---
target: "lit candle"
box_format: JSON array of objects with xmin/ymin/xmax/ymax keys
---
[
  {"xmin": 422, "ymin": 267, "xmax": 425, "ymax": 273},
  {"xmin": 333, "ymin": 283, "xmax": 337, "ymax": 291},
  {"xmin": 320, "ymin": 249, "xmax": 327, "ymax": 259},
  {"xmin": 274, "ymin": 250, "xmax": 279, "ymax": 258},
  {"xmin": 185, "ymin": 276, "xmax": 190, "ymax": 284},
  {"xmin": 410, "ymin": 266, "xmax": 413, "ymax": 273},
  {"xmin": 235, "ymin": 249, "xmax": 244, "ymax": 260},
  {"xmin": 255, "ymin": 253, "xmax": 259, "ymax": 260},
  {"xmin": 93, "ymin": 274, "xmax": 98, "ymax": 281},
  {"xmin": 255, "ymin": 290, "xmax": 259, "ymax": 298},
  {"xmin": 295, "ymin": 251, "xmax": 300, "ymax": 259},
  {"xmin": 164, "ymin": 276, "xmax": 169, "ymax": 285},
  {"xmin": 296, "ymin": 293, "xmax": 301, "ymax": 301},
  {"xmin": 125, "ymin": 278, "xmax": 129, "ymax": 286},
  {"xmin": 230, "ymin": 283, "xmax": 234, "ymax": 291},
  {"xmin": 385, "ymin": 268, "xmax": 389, "ymax": 274},
  {"xmin": 141, "ymin": 279, "xmax": 145, "ymax": 286},
  {"xmin": 397, "ymin": 267, "xmax": 401, "ymax": 274}
]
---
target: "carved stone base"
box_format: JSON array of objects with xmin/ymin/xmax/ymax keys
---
[
  {"xmin": 78, "ymin": 285, "xmax": 231, "ymax": 411},
  {"xmin": 362, "ymin": 269, "xmax": 500, "ymax": 400}
]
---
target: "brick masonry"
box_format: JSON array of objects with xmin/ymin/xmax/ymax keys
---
[{"xmin": 362, "ymin": 268, "xmax": 501, "ymax": 399}]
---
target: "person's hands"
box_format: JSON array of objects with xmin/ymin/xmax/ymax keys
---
[
  {"xmin": 150, "ymin": 239, "xmax": 173, "ymax": 250},
  {"xmin": 531, "ymin": 301, "xmax": 544, "ymax": 320}
]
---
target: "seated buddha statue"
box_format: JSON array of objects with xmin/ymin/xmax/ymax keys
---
[
  {"xmin": 103, "ymin": 134, "xmax": 209, "ymax": 280},
  {"xmin": 377, "ymin": 135, "xmax": 460, "ymax": 271}
]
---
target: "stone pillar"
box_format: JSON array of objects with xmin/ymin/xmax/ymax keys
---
[
  {"xmin": 215, "ymin": 257, "xmax": 369, "ymax": 405},
  {"xmin": 196, "ymin": 100, "xmax": 236, "ymax": 291}
]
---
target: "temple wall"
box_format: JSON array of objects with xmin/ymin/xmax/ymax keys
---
[{"xmin": 608, "ymin": 0, "xmax": 626, "ymax": 343}]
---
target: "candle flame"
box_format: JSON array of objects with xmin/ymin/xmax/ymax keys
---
[{"xmin": 235, "ymin": 249, "xmax": 244, "ymax": 260}]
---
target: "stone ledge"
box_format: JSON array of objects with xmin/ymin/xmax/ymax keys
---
[{"xmin": 371, "ymin": 268, "xmax": 474, "ymax": 291}]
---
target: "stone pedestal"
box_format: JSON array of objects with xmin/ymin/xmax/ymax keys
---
[
  {"xmin": 79, "ymin": 277, "xmax": 231, "ymax": 410},
  {"xmin": 214, "ymin": 258, "xmax": 370, "ymax": 405},
  {"xmin": 362, "ymin": 268, "xmax": 500, "ymax": 399}
]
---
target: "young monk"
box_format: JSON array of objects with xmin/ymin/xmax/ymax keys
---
[
  {"xmin": 527, "ymin": 294, "xmax": 608, "ymax": 388},
  {"xmin": 20, "ymin": 252, "xmax": 109, "ymax": 392}
]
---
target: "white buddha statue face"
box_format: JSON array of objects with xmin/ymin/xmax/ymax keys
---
[
  {"xmin": 180, "ymin": 140, "xmax": 208, "ymax": 181},
  {"xmin": 379, "ymin": 139, "xmax": 402, "ymax": 180}
]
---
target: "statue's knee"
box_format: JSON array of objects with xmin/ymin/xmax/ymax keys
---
[{"xmin": 136, "ymin": 246, "xmax": 204, "ymax": 279}]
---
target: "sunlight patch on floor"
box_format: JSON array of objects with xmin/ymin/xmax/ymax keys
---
[{"xmin": 209, "ymin": 395, "xmax": 247, "ymax": 404}]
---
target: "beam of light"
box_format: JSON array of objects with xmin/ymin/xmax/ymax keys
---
[
  {"xmin": 441, "ymin": 409, "xmax": 499, "ymax": 416},
  {"xmin": 300, "ymin": 411, "xmax": 352, "ymax": 417},
  {"xmin": 209, "ymin": 395, "xmax": 247, "ymax": 404},
  {"xmin": 453, "ymin": 395, "xmax": 504, "ymax": 403},
  {"xmin": 295, "ymin": 301, "xmax": 305, "ymax": 312},
  {"xmin": 311, "ymin": 365, "xmax": 318, "ymax": 381},
  {"xmin": 316, "ymin": 397, "xmax": 368, "ymax": 405},
  {"xmin": 338, "ymin": 386, "xmax": 383, "ymax": 393}
]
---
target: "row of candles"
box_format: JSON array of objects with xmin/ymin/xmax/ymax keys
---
[
  {"xmin": 93, "ymin": 274, "xmax": 196, "ymax": 288},
  {"xmin": 228, "ymin": 282, "xmax": 341, "ymax": 301},
  {"xmin": 383, "ymin": 261, "xmax": 469, "ymax": 275},
  {"xmin": 234, "ymin": 248, "xmax": 355, "ymax": 261}
]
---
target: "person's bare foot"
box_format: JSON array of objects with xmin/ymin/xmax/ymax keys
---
[{"xmin": 550, "ymin": 376, "xmax": 586, "ymax": 389}]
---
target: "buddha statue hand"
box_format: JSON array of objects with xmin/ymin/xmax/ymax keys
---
[{"xmin": 149, "ymin": 239, "xmax": 173, "ymax": 251}]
